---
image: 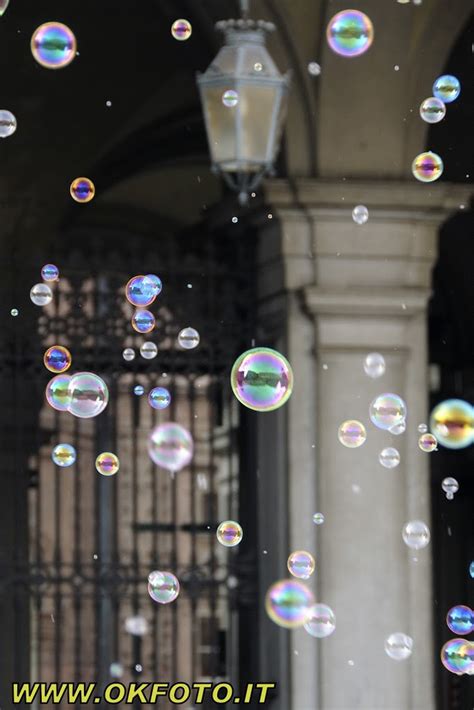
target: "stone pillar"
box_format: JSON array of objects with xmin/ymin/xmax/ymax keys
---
[{"xmin": 261, "ymin": 179, "xmax": 471, "ymax": 710}]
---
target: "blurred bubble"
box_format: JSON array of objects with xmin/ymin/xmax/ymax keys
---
[
  {"xmin": 389, "ymin": 420, "xmax": 406, "ymax": 435},
  {"xmin": 308, "ymin": 62, "xmax": 321, "ymax": 76},
  {"xmin": 419, "ymin": 97, "xmax": 446, "ymax": 124},
  {"xmin": 418, "ymin": 433, "xmax": 437, "ymax": 452},
  {"xmin": 470, "ymin": 561, "xmax": 474, "ymax": 579},
  {"xmin": 222, "ymin": 89, "xmax": 238, "ymax": 107},
  {"xmin": 43, "ymin": 345, "xmax": 72, "ymax": 373},
  {"xmin": 144, "ymin": 274, "xmax": 162, "ymax": 296},
  {"xmin": 52, "ymin": 443, "xmax": 76, "ymax": 467},
  {"xmin": 109, "ymin": 662, "xmax": 124, "ymax": 678},
  {"xmin": 0, "ymin": 110, "xmax": 16, "ymax": 138},
  {"xmin": 216, "ymin": 520, "xmax": 243, "ymax": 547},
  {"xmin": 148, "ymin": 571, "xmax": 180, "ymax": 604},
  {"xmin": 352, "ymin": 205, "xmax": 369, "ymax": 225},
  {"xmin": 446, "ymin": 605, "xmax": 474, "ymax": 635},
  {"xmin": 402, "ymin": 520, "xmax": 430, "ymax": 550},
  {"xmin": 68, "ymin": 372, "xmax": 109, "ymax": 419},
  {"xmin": 125, "ymin": 275, "xmax": 159, "ymax": 307},
  {"xmin": 124, "ymin": 615, "xmax": 149, "ymax": 636},
  {"xmin": 45, "ymin": 374, "xmax": 72, "ymax": 411},
  {"xmin": 412, "ymin": 151, "xmax": 443, "ymax": 183},
  {"xmin": 41, "ymin": 263, "xmax": 59, "ymax": 282},
  {"xmin": 417, "ymin": 423, "xmax": 428, "ymax": 434},
  {"xmin": 287, "ymin": 551, "xmax": 315, "ymax": 580},
  {"xmin": 70, "ymin": 177, "xmax": 95, "ymax": 203},
  {"xmin": 10, "ymin": 308, "xmax": 18, "ymax": 316},
  {"xmin": 379, "ymin": 447, "xmax": 400, "ymax": 469},
  {"xmin": 370, "ymin": 393, "xmax": 407, "ymax": 431},
  {"xmin": 122, "ymin": 347, "xmax": 136, "ymax": 362},
  {"xmin": 31, "ymin": 22, "xmax": 77, "ymax": 69},
  {"xmin": 440, "ymin": 639, "xmax": 473, "ymax": 674},
  {"xmin": 231, "ymin": 347, "xmax": 293, "ymax": 412},
  {"xmin": 0, "ymin": 0, "xmax": 9, "ymax": 17},
  {"xmin": 430, "ymin": 399, "xmax": 473, "ymax": 449},
  {"xmin": 30, "ymin": 283, "xmax": 53, "ymax": 306},
  {"xmin": 304, "ymin": 603, "xmax": 336, "ymax": 638},
  {"xmin": 148, "ymin": 387, "xmax": 171, "ymax": 410},
  {"xmin": 313, "ymin": 512, "xmax": 325, "ymax": 525},
  {"xmin": 384, "ymin": 633, "xmax": 413, "ymax": 661},
  {"xmin": 442, "ymin": 477, "xmax": 459, "ymax": 500},
  {"xmin": 148, "ymin": 422, "xmax": 193, "ymax": 472},
  {"xmin": 140, "ymin": 342, "xmax": 158, "ymax": 360},
  {"xmin": 364, "ymin": 352, "xmax": 385, "ymax": 378},
  {"xmin": 171, "ymin": 18, "xmax": 192, "ymax": 41},
  {"xmin": 134, "ymin": 385, "xmax": 145, "ymax": 396},
  {"xmin": 131, "ymin": 309, "xmax": 155, "ymax": 333},
  {"xmin": 432, "ymin": 75, "xmax": 461, "ymax": 103},
  {"xmin": 326, "ymin": 10, "xmax": 374, "ymax": 58},
  {"xmin": 265, "ymin": 579, "xmax": 314, "ymax": 629},
  {"xmin": 178, "ymin": 327, "xmax": 200, "ymax": 350},
  {"xmin": 95, "ymin": 452, "xmax": 120, "ymax": 476},
  {"xmin": 338, "ymin": 420, "xmax": 367, "ymax": 448}
]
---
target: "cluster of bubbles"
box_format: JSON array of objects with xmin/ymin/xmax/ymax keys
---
[
  {"xmin": 52, "ymin": 443, "xmax": 76, "ymax": 467},
  {"xmin": 216, "ymin": 520, "xmax": 243, "ymax": 547},
  {"xmin": 126, "ymin": 274, "xmax": 162, "ymax": 335},
  {"xmin": 171, "ymin": 19, "xmax": 192, "ymax": 41},
  {"xmin": 95, "ymin": 452, "xmax": 120, "ymax": 476},
  {"xmin": 31, "ymin": 22, "xmax": 77, "ymax": 69},
  {"xmin": 70, "ymin": 177, "xmax": 95, "ymax": 203},
  {"xmin": 326, "ymin": 10, "xmax": 374, "ymax": 58},
  {"xmin": 123, "ymin": 342, "xmax": 158, "ymax": 361},
  {"xmin": 30, "ymin": 263, "xmax": 60, "ymax": 308},
  {"xmin": 430, "ymin": 399, "xmax": 473, "ymax": 449},
  {"xmin": 230, "ymin": 347, "xmax": 294, "ymax": 412},
  {"xmin": 287, "ymin": 551, "xmax": 315, "ymax": 580},
  {"xmin": 46, "ymin": 372, "xmax": 109, "ymax": 419},
  {"xmin": 0, "ymin": 109, "xmax": 17, "ymax": 138},
  {"xmin": 148, "ymin": 422, "xmax": 193, "ymax": 473},
  {"xmin": 148, "ymin": 570, "xmax": 180, "ymax": 604},
  {"xmin": 441, "ymin": 604, "xmax": 474, "ymax": 675}
]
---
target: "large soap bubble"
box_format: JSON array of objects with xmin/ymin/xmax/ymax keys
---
[
  {"xmin": 412, "ymin": 152, "xmax": 443, "ymax": 182},
  {"xmin": 148, "ymin": 422, "xmax": 193, "ymax": 472},
  {"xmin": 287, "ymin": 551, "xmax": 315, "ymax": 580},
  {"xmin": 432, "ymin": 75, "xmax": 461, "ymax": 103},
  {"xmin": 265, "ymin": 579, "xmax": 314, "ymax": 629},
  {"xmin": 440, "ymin": 639, "xmax": 473, "ymax": 674},
  {"xmin": 419, "ymin": 97, "xmax": 446, "ymax": 124},
  {"xmin": 125, "ymin": 275, "xmax": 160, "ymax": 307},
  {"xmin": 338, "ymin": 420, "xmax": 367, "ymax": 448},
  {"xmin": 430, "ymin": 399, "xmax": 473, "ymax": 449},
  {"xmin": 446, "ymin": 605, "xmax": 474, "ymax": 635},
  {"xmin": 370, "ymin": 393, "xmax": 406, "ymax": 431},
  {"xmin": 231, "ymin": 347, "xmax": 293, "ymax": 412},
  {"xmin": 45, "ymin": 374, "xmax": 72, "ymax": 411},
  {"xmin": 148, "ymin": 571, "xmax": 180, "ymax": 604},
  {"xmin": 43, "ymin": 345, "xmax": 72, "ymax": 373},
  {"xmin": 326, "ymin": 10, "xmax": 374, "ymax": 58},
  {"xmin": 31, "ymin": 22, "xmax": 77, "ymax": 69},
  {"xmin": 30, "ymin": 283, "xmax": 53, "ymax": 306},
  {"xmin": 67, "ymin": 372, "xmax": 109, "ymax": 419},
  {"xmin": 216, "ymin": 520, "xmax": 243, "ymax": 547}
]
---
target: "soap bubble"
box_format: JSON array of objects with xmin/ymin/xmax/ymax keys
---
[
  {"xmin": 31, "ymin": 22, "xmax": 77, "ymax": 69},
  {"xmin": 30, "ymin": 283, "xmax": 53, "ymax": 306},
  {"xmin": 370, "ymin": 393, "xmax": 407, "ymax": 431},
  {"xmin": 10, "ymin": 308, "xmax": 18, "ymax": 316},
  {"xmin": 419, "ymin": 97, "xmax": 446, "ymax": 124},
  {"xmin": 308, "ymin": 62, "xmax": 321, "ymax": 76},
  {"xmin": 364, "ymin": 352, "xmax": 385, "ymax": 378},
  {"xmin": 122, "ymin": 348, "xmax": 136, "ymax": 362},
  {"xmin": 440, "ymin": 639, "xmax": 473, "ymax": 674},
  {"xmin": 41, "ymin": 263, "xmax": 59, "ymax": 282},
  {"xmin": 68, "ymin": 372, "xmax": 109, "ymax": 419},
  {"xmin": 148, "ymin": 422, "xmax": 193, "ymax": 472},
  {"xmin": 442, "ymin": 477, "xmax": 459, "ymax": 500},
  {"xmin": 140, "ymin": 342, "xmax": 158, "ymax": 360},
  {"xmin": 379, "ymin": 447, "xmax": 400, "ymax": 469},
  {"xmin": 412, "ymin": 152, "xmax": 443, "ymax": 183},
  {"xmin": 313, "ymin": 512, "xmax": 325, "ymax": 525},
  {"xmin": 418, "ymin": 433, "xmax": 437, "ymax": 452},
  {"xmin": 222, "ymin": 90, "xmax": 238, "ymax": 107},
  {"xmin": 70, "ymin": 177, "xmax": 95, "ymax": 203},
  {"xmin": 144, "ymin": 274, "xmax": 162, "ymax": 296},
  {"xmin": 52, "ymin": 443, "xmax": 76, "ymax": 467},
  {"xmin": 417, "ymin": 423, "xmax": 428, "ymax": 434},
  {"xmin": 109, "ymin": 662, "xmax": 124, "ymax": 678},
  {"xmin": 287, "ymin": 551, "xmax": 315, "ymax": 580},
  {"xmin": 95, "ymin": 452, "xmax": 120, "ymax": 476},
  {"xmin": 216, "ymin": 520, "xmax": 243, "ymax": 547},
  {"xmin": 326, "ymin": 10, "xmax": 374, "ymax": 58},
  {"xmin": 171, "ymin": 18, "xmax": 192, "ymax": 41},
  {"xmin": 134, "ymin": 385, "xmax": 145, "ymax": 396},
  {"xmin": 265, "ymin": 579, "xmax": 314, "ymax": 629},
  {"xmin": 446, "ymin": 605, "xmax": 474, "ymax": 635},
  {"xmin": 0, "ymin": 110, "xmax": 16, "ymax": 138},
  {"xmin": 124, "ymin": 615, "xmax": 149, "ymax": 636},
  {"xmin": 402, "ymin": 520, "xmax": 430, "ymax": 550},
  {"xmin": 352, "ymin": 205, "xmax": 369, "ymax": 225},
  {"xmin": 432, "ymin": 75, "xmax": 461, "ymax": 103},
  {"xmin": 43, "ymin": 345, "xmax": 72, "ymax": 373},
  {"xmin": 470, "ymin": 562, "xmax": 474, "ymax": 579},
  {"xmin": 304, "ymin": 603, "xmax": 336, "ymax": 638},
  {"xmin": 384, "ymin": 633, "xmax": 413, "ymax": 661},
  {"xmin": 430, "ymin": 399, "xmax": 473, "ymax": 449},
  {"xmin": 148, "ymin": 571, "xmax": 180, "ymax": 604},
  {"xmin": 178, "ymin": 327, "xmax": 200, "ymax": 349},
  {"xmin": 45, "ymin": 374, "xmax": 72, "ymax": 411},
  {"xmin": 131, "ymin": 309, "xmax": 155, "ymax": 333},
  {"xmin": 0, "ymin": 0, "xmax": 9, "ymax": 17},
  {"xmin": 231, "ymin": 347, "xmax": 293, "ymax": 412},
  {"xmin": 389, "ymin": 420, "xmax": 406, "ymax": 435},
  {"xmin": 148, "ymin": 387, "xmax": 171, "ymax": 410},
  {"xmin": 125, "ymin": 275, "xmax": 159, "ymax": 307},
  {"xmin": 338, "ymin": 420, "xmax": 367, "ymax": 448}
]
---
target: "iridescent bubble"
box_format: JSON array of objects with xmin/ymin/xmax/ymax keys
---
[
  {"xmin": 430, "ymin": 399, "xmax": 473, "ymax": 450},
  {"xmin": 304, "ymin": 603, "xmax": 336, "ymax": 638},
  {"xmin": 308, "ymin": 62, "xmax": 321, "ymax": 76},
  {"xmin": 95, "ymin": 452, "xmax": 120, "ymax": 476},
  {"xmin": 364, "ymin": 352, "xmax": 385, "ymax": 378},
  {"xmin": 0, "ymin": 110, "xmax": 16, "ymax": 138},
  {"xmin": 432, "ymin": 75, "xmax": 461, "ymax": 104},
  {"xmin": 446, "ymin": 605, "xmax": 474, "ymax": 635},
  {"xmin": 148, "ymin": 571, "xmax": 180, "ymax": 604},
  {"xmin": 384, "ymin": 633, "xmax": 413, "ymax": 661},
  {"xmin": 469, "ymin": 561, "xmax": 474, "ymax": 579},
  {"xmin": 41, "ymin": 263, "xmax": 59, "ymax": 282},
  {"xmin": 418, "ymin": 433, "xmax": 437, "ymax": 452},
  {"xmin": 287, "ymin": 551, "xmax": 315, "ymax": 580},
  {"xmin": 51, "ymin": 443, "xmax": 76, "ymax": 467},
  {"xmin": 131, "ymin": 309, "xmax": 155, "ymax": 334},
  {"xmin": 70, "ymin": 177, "xmax": 95, "ymax": 203},
  {"xmin": 124, "ymin": 615, "xmax": 149, "ymax": 636},
  {"xmin": 417, "ymin": 423, "xmax": 428, "ymax": 434},
  {"xmin": 442, "ymin": 477, "xmax": 459, "ymax": 500},
  {"xmin": 379, "ymin": 447, "xmax": 400, "ymax": 469},
  {"xmin": 440, "ymin": 639, "xmax": 473, "ymax": 674},
  {"xmin": 125, "ymin": 275, "xmax": 158, "ymax": 307},
  {"xmin": 31, "ymin": 22, "xmax": 77, "ymax": 69},
  {"xmin": 338, "ymin": 420, "xmax": 367, "ymax": 448},
  {"xmin": 134, "ymin": 385, "xmax": 145, "ymax": 396},
  {"xmin": 45, "ymin": 374, "xmax": 72, "ymax": 411},
  {"xmin": 0, "ymin": 0, "xmax": 9, "ymax": 17},
  {"xmin": 419, "ymin": 97, "xmax": 446, "ymax": 124},
  {"xmin": 140, "ymin": 342, "xmax": 158, "ymax": 360},
  {"xmin": 216, "ymin": 520, "xmax": 243, "ymax": 547},
  {"xmin": 30, "ymin": 283, "xmax": 53, "ymax": 306},
  {"xmin": 178, "ymin": 327, "xmax": 200, "ymax": 350},
  {"xmin": 222, "ymin": 89, "xmax": 239, "ymax": 108},
  {"xmin": 68, "ymin": 372, "xmax": 109, "ymax": 419},
  {"xmin": 313, "ymin": 512, "xmax": 325, "ymax": 525},
  {"xmin": 389, "ymin": 420, "xmax": 406, "ymax": 435},
  {"xmin": 148, "ymin": 387, "xmax": 171, "ymax": 410},
  {"xmin": 122, "ymin": 347, "xmax": 136, "ymax": 362},
  {"xmin": 370, "ymin": 393, "xmax": 407, "ymax": 431},
  {"xmin": 411, "ymin": 151, "xmax": 443, "ymax": 183},
  {"xmin": 148, "ymin": 422, "xmax": 194, "ymax": 472},
  {"xmin": 171, "ymin": 18, "xmax": 192, "ymax": 41},
  {"xmin": 326, "ymin": 10, "xmax": 374, "ymax": 58},
  {"xmin": 43, "ymin": 345, "xmax": 72, "ymax": 373},
  {"xmin": 402, "ymin": 520, "xmax": 430, "ymax": 550},
  {"xmin": 144, "ymin": 274, "xmax": 162, "ymax": 297},
  {"xmin": 230, "ymin": 347, "xmax": 293, "ymax": 412},
  {"xmin": 265, "ymin": 579, "xmax": 314, "ymax": 629},
  {"xmin": 352, "ymin": 205, "xmax": 369, "ymax": 225}
]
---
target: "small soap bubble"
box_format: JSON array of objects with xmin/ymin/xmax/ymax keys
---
[
  {"xmin": 95, "ymin": 452, "xmax": 120, "ymax": 476},
  {"xmin": 124, "ymin": 615, "xmax": 149, "ymax": 636},
  {"xmin": 140, "ymin": 342, "xmax": 158, "ymax": 360},
  {"xmin": 442, "ymin": 477, "xmax": 459, "ymax": 500},
  {"xmin": 370, "ymin": 393, "xmax": 407, "ymax": 431},
  {"xmin": 68, "ymin": 372, "xmax": 109, "ymax": 418},
  {"xmin": 417, "ymin": 423, "xmax": 428, "ymax": 434},
  {"xmin": 31, "ymin": 22, "xmax": 77, "ymax": 69},
  {"xmin": 287, "ymin": 550, "xmax": 315, "ymax": 580},
  {"xmin": 418, "ymin": 433, "xmax": 437, "ymax": 452},
  {"xmin": 265, "ymin": 579, "xmax": 314, "ymax": 629},
  {"xmin": 148, "ymin": 571, "xmax": 180, "ymax": 604},
  {"xmin": 253, "ymin": 62, "xmax": 263, "ymax": 72},
  {"xmin": 70, "ymin": 177, "xmax": 95, "ymax": 203},
  {"xmin": 30, "ymin": 283, "xmax": 53, "ymax": 306},
  {"xmin": 412, "ymin": 151, "xmax": 443, "ymax": 183},
  {"xmin": 304, "ymin": 603, "xmax": 336, "ymax": 638},
  {"xmin": 326, "ymin": 10, "xmax": 374, "ymax": 57},
  {"xmin": 402, "ymin": 520, "xmax": 430, "ymax": 550},
  {"xmin": 148, "ymin": 422, "xmax": 194, "ymax": 472},
  {"xmin": 122, "ymin": 347, "xmax": 136, "ymax": 362},
  {"xmin": 432, "ymin": 75, "xmax": 461, "ymax": 103},
  {"xmin": 338, "ymin": 420, "xmax": 367, "ymax": 448},
  {"xmin": 135, "ymin": 664, "xmax": 143, "ymax": 673},
  {"xmin": 419, "ymin": 97, "xmax": 446, "ymax": 124},
  {"xmin": 41, "ymin": 263, "xmax": 59, "ymax": 282},
  {"xmin": 379, "ymin": 447, "xmax": 400, "ymax": 469},
  {"xmin": 52, "ymin": 443, "xmax": 76, "ymax": 467},
  {"xmin": 222, "ymin": 89, "xmax": 239, "ymax": 107},
  {"xmin": 106, "ymin": 101, "xmax": 112, "ymax": 107},
  {"xmin": 384, "ymin": 633, "xmax": 413, "ymax": 660},
  {"xmin": 10, "ymin": 308, "xmax": 19, "ymax": 317},
  {"xmin": 178, "ymin": 326, "xmax": 200, "ymax": 349},
  {"xmin": 216, "ymin": 520, "xmax": 243, "ymax": 547},
  {"xmin": 364, "ymin": 352, "xmax": 385, "ymax": 378},
  {"xmin": 0, "ymin": 110, "xmax": 16, "ymax": 138},
  {"xmin": 171, "ymin": 18, "xmax": 192, "ymax": 41},
  {"xmin": 109, "ymin": 662, "xmax": 123, "ymax": 678},
  {"xmin": 352, "ymin": 205, "xmax": 369, "ymax": 225},
  {"xmin": 232, "ymin": 216, "xmax": 238, "ymax": 224},
  {"xmin": 148, "ymin": 387, "xmax": 171, "ymax": 410},
  {"xmin": 134, "ymin": 385, "xmax": 145, "ymax": 396},
  {"xmin": 131, "ymin": 309, "xmax": 155, "ymax": 333},
  {"xmin": 231, "ymin": 347, "xmax": 293, "ymax": 412},
  {"xmin": 313, "ymin": 512, "xmax": 325, "ymax": 525},
  {"xmin": 43, "ymin": 345, "xmax": 72, "ymax": 373},
  {"xmin": 308, "ymin": 62, "xmax": 321, "ymax": 76},
  {"xmin": 446, "ymin": 605, "xmax": 474, "ymax": 635},
  {"xmin": 469, "ymin": 561, "xmax": 474, "ymax": 579}
]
